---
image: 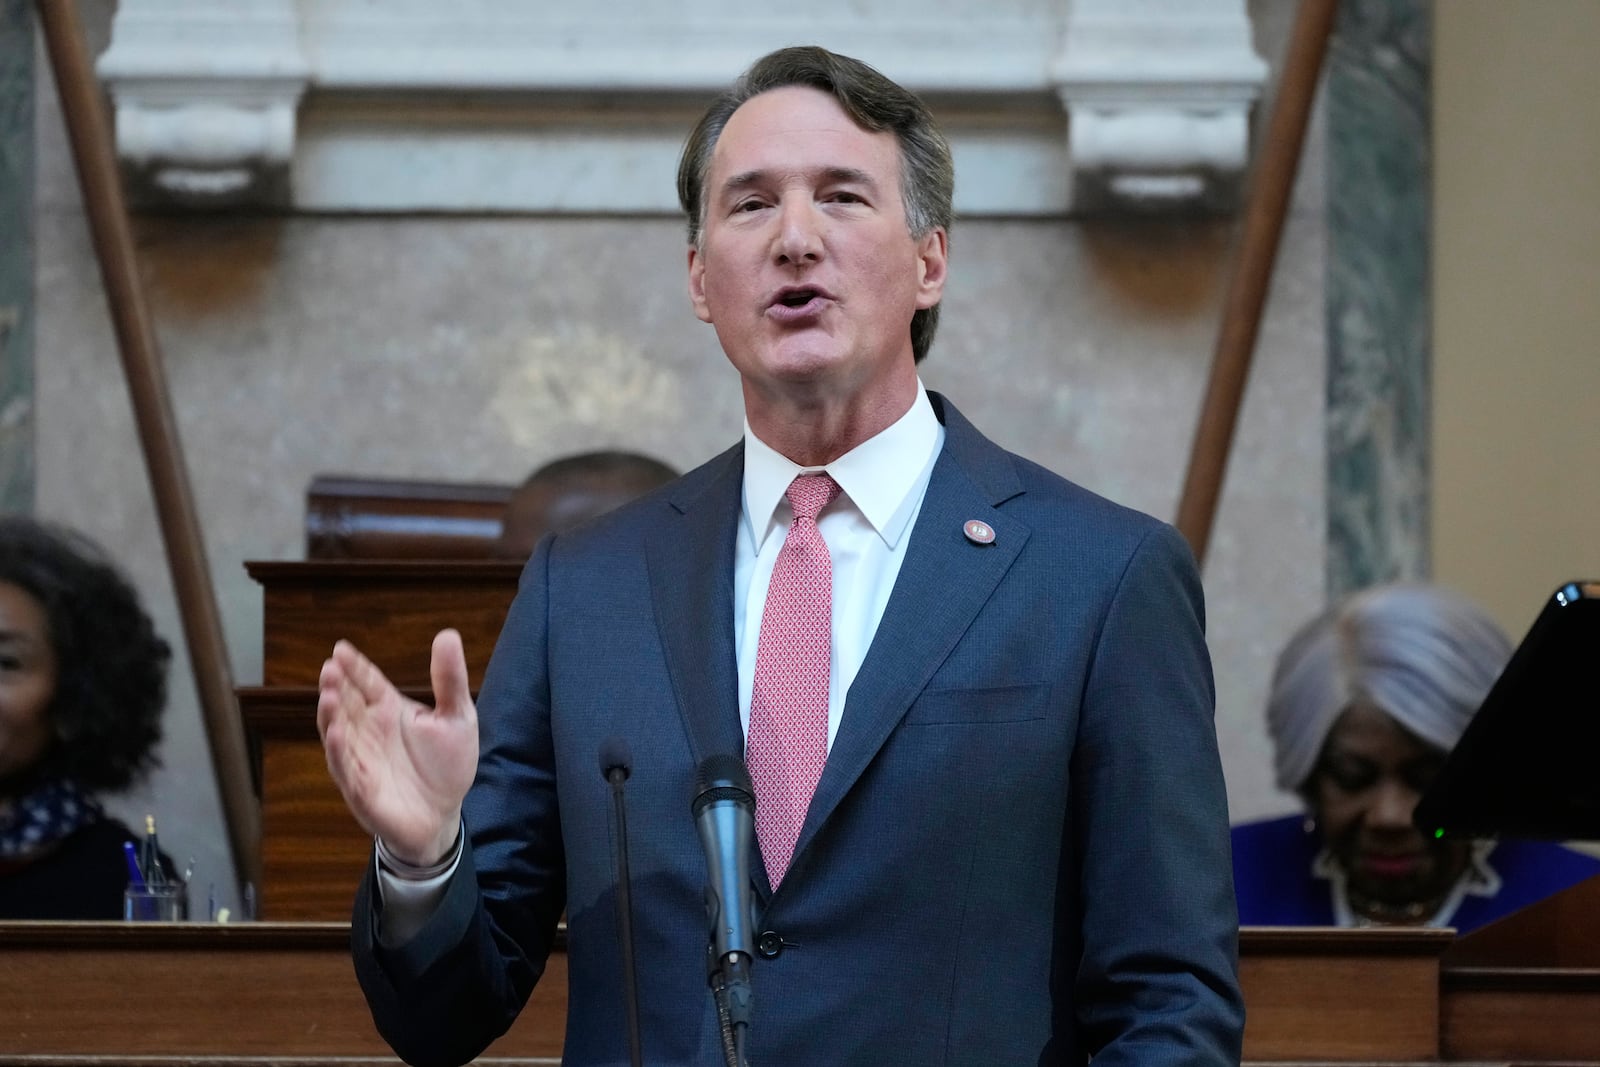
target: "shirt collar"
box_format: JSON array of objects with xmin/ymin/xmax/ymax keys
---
[{"xmin": 742, "ymin": 381, "xmax": 942, "ymax": 552}]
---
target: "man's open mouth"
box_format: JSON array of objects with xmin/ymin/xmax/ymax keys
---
[{"xmin": 776, "ymin": 288, "xmax": 821, "ymax": 308}]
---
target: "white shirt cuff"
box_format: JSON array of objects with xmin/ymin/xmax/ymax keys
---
[{"xmin": 373, "ymin": 827, "xmax": 462, "ymax": 944}]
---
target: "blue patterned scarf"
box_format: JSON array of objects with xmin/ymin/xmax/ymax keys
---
[{"xmin": 0, "ymin": 777, "xmax": 105, "ymax": 860}]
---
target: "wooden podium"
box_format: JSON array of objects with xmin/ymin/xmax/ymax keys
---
[{"xmin": 242, "ymin": 560, "xmax": 522, "ymax": 920}]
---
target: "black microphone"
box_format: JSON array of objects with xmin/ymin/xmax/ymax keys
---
[
  {"xmin": 599, "ymin": 737, "xmax": 644, "ymax": 1067},
  {"xmin": 692, "ymin": 754, "xmax": 757, "ymax": 1067}
]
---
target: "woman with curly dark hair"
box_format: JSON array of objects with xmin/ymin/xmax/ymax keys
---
[{"xmin": 0, "ymin": 515, "xmax": 173, "ymax": 918}]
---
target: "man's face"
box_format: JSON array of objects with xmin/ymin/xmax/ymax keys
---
[
  {"xmin": 1310, "ymin": 701, "xmax": 1470, "ymax": 915},
  {"xmin": 688, "ymin": 86, "xmax": 946, "ymax": 409}
]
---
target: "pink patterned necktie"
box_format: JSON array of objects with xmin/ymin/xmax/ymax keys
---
[{"xmin": 746, "ymin": 472, "xmax": 842, "ymax": 887}]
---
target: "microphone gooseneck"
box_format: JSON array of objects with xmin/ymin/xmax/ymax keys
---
[
  {"xmin": 599, "ymin": 737, "xmax": 644, "ymax": 1067},
  {"xmin": 599, "ymin": 736, "xmax": 633, "ymax": 784},
  {"xmin": 693, "ymin": 753, "xmax": 757, "ymax": 1067}
]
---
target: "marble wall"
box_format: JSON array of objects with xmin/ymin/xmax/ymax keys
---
[
  {"xmin": 25, "ymin": 1, "xmax": 1333, "ymax": 908},
  {"xmin": 1, "ymin": 0, "xmax": 31, "ymax": 513},
  {"xmin": 1326, "ymin": 0, "xmax": 1431, "ymax": 596}
]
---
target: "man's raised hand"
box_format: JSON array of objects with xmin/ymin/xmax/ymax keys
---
[{"xmin": 317, "ymin": 629, "xmax": 479, "ymax": 867}]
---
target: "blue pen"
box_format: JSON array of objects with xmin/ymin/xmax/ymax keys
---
[{"xmin": 122, "ymin": 840, "xmax": 146, "ymax": 888}]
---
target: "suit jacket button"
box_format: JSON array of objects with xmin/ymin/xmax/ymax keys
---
[{"xmin": 757, "ymin": 930, "xmax": 783, "ymax": 959}]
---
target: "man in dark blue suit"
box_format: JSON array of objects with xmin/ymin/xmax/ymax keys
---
[{"xmin": 318, "ymin": 45, "xmax": 1243, "ymax": 1067}]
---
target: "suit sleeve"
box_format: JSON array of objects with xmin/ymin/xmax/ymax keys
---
[
  {"xmin": 1070, "ymin": 521, "xmax": 1245, "ymax": 1065},
  {"xmin": 350, "ymin": 538, "xmax": 569, "ymax": 1067}
]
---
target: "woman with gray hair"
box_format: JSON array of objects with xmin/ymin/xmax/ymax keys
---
[{"xmin": 1231, "ymin": 583, "xmax": 1600, "ymax": 930}]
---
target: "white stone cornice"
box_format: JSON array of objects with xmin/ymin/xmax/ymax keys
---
[
  {"xmin": 94, "ymin": 1, "xmax": 1268, "ymax": 216},
  {"xmin": 96, "ymin": 0, "xmax": 309, "ymax": 206},
  {"xmin": 295, "ymin": 3, "xmax": 1056, "ymax": 92},
  {"xmin": 1053, "ymin": 0, "xmax": 1269, "ymax": 213}
]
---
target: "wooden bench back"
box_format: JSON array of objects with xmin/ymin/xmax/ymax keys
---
[{"xmin": 305, "ymin": 474, "xmax": 512, "ymax": 559}]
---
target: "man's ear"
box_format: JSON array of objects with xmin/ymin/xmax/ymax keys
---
[
  {"xmin": 914, "ymin": 227, "xmax": 948, "ymax": 310},
  {"xmin": 687, "ymin": 244, "xmax": 713, "ymax": 324}
]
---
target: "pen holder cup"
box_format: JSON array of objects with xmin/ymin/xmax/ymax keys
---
[{"xmin": 124, "ymin": 882, "xmax": 188, "ymax": 921}]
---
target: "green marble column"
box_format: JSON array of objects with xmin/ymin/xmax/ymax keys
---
[
  {"xmin": 0, "ymin": 0, "xmax": 33, "ymax": 513},
  {"xmin": 1325, "ymin": 0, "xmax": 1431, "ymax": 596}
]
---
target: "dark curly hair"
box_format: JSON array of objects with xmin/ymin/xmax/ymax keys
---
[{"xmin": 0, "ymin": 516, "xmax": 169, "ymax": 791}]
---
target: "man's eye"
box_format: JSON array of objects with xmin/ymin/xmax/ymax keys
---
[
  {"xmin": 827, "ymin": 192, "xmax": 863, "ymax": 204},
  {"xmin": 733, "ymin": 199, "xmax": 767, "ymax": 213}
]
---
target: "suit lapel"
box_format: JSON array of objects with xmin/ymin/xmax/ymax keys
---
[
  {"xmin": 793, "ymin": 396, "xmax": 1030, "ymax": 865},
  {"xmin": 646, "ymin": 443, "xmax": 746, "ymax": 770}
]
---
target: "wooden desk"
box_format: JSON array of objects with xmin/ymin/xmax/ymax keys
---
[
  {"xmin": 10, "ymin": 922, "xmax": 1594, "ymax": 1063},
  {"xmin": 0, "ymin": 921, "xmax": 564, "ymax": 1065},
  {"xmin": 0, "ymin": 923, "xmax": 1488, "ymax": 1065}
]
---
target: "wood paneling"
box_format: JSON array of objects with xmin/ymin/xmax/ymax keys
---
[
  {"xmin": 0, "ymin": 923, "xmax": 565, "ymax": 1062},
  {"xmin": 1238, "ymin": 928, "xmax": 1446, "ymax": 1062},
  {"xmin": 1438, "ymin": 873, "xmax": 1600, "ymax": 1060},
  {"xmin": 243, "ymin": 561, "xmax": 520, "ymax": 919},
  {"xmin": 258, "ymin": 732, "xmax": 371, "ymax": 921},
  {"xmin": 1442, "ymin": 970, "xmax": 1600, "ymax": 1061},
  {"xmin": 248, "ymin": 561, "xmax": 520, "ymax": 687},
  {"xmin": 0, "ymin": 923, "xmax": 1457, "ymax": 1065},
  {"xmin": 305, "ymin": 474, "xmax": 512, "ymax": 560}
]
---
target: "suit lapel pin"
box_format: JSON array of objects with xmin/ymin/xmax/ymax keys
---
[{"xmin": 963, "ymin": 519, "xmax": 996, "ymax": 545}]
